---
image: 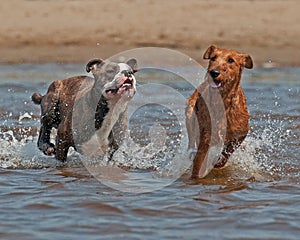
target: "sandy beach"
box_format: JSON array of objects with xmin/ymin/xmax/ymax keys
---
[{"xmin": 1, "ymin": 0, "xmax": 299, "ymax": 66}]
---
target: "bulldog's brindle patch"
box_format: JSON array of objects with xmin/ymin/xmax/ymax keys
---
[{"xmin": 32, "ymin": 58, "xmax": 137, "ymax": 161}]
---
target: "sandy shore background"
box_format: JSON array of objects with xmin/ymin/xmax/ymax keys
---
[{"xmin": 1, "ymin": 0, "xmax": 299, "ymax": 66}]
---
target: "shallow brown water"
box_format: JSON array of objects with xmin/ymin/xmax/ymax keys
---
[{"xmin": 0, "ymin": 64, "xmax": 299, "ymax": 239}]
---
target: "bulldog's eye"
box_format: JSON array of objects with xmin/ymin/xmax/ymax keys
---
[
  {"xmin": 228, "ymin": 58, "xmax": 234, "ymax": 64},
  {"xmin": 211, "ymin": 56, "xmax": 217, "ymax": 61}
]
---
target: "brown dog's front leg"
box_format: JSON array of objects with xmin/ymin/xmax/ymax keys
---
[
  {"xmin": 191, "ymin": 142, "xmax": 210, "ymax": 179},
  {"xmin": 191, "ymin": 129, "xmax": 211, "ymax": 179},
  {"xmin": 186, "ymin": 90, "xmax": 199, "ymax": 153},
  {"xmin": 214, "ymin": 135, "xmax": 247, "ymax": 168}
]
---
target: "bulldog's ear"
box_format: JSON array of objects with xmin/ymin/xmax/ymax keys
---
[
  {"xmin": 86, "ymin": 59, "xmax": 104, "ymax": 73},
  {"xmin": 242, "ymin": 54, "xmax": 253, "ymax": 69},
  {"xmin": 203, "ymin": 45, "xmax": 217, "ymax": 60},
  {"xmin": 126, "ymin": 58, "xmax": 138, "ymax": 73}
]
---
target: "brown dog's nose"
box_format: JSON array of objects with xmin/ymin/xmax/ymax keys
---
[{"xmin": 210, "ymin": 69, "xmax": 220, "ymax": 79}]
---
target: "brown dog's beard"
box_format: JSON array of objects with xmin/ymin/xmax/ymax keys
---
[
  {"xmin": 206, "ymin": 72, "xmax": 242, "ymax": 97},
  {"xmin": 206, "ymin": 73, "xmax": 222, "ymax": 89}
]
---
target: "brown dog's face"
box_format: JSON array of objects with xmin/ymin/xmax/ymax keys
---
[
  {"xmin": 86, "ymin": 59, "xmax": 138, "ymax": 99},
  {"xmin": 203, "ymin": 45, "xmax": 253, "ymax": 90}
]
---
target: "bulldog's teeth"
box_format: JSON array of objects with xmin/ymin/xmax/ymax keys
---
[{"xmin": 106, "ymin": 89, "xmax": 116, "ymax": 94}]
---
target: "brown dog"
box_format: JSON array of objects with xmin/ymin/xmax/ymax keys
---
[
  {"xmin": 32, "ymin": 58, "xmax": 137, "ymax": 162},
  {"xmin": 186, "ymin": 45, "xmax": 253, "ymax": 179}
]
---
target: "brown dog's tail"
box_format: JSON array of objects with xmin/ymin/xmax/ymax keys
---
[{"xmin": 31, "ymin": 92, "xmax": 43, "ymax": 105}]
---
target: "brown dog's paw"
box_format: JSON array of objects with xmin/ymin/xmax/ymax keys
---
[{"xmin": 214, "ymin": 158, "xmax": 227, "ymax": 168}]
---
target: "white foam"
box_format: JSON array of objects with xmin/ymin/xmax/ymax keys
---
[
  {"xmin": 0, "ymin": 130, "xmax": 81, "ymax": 169},
  {"xmin": 0, "ymin": 116, "xmax": 290, "ymax": 183},
  {"xmin": 18, "ymin": 112, "xmax": 32, "ymax": 122}
]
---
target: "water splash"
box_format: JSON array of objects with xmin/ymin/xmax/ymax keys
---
[
  {"xmin": 111, "ymin": 133, "xmax": 191, "ymax": 177},
  {"xmin": 0, "ymin": 111, "xmax": 296, "ymax": 184},
  {"xmin": 226, "ymin": 114, "xmax": 295, "ymax": 181},
  {"xmin": 0, "ymin": 129, "xmax": 82, "ymax": 169}
]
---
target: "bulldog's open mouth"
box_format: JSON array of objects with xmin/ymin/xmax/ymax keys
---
[
  {"xmin": 120, "ymin": 79, "xmax": 133, "ymax": 89},
  {"xmin": 209, "ymin": 79, "xmax": 222, "ymax": 88},
  {"xmin": 105, "ymin": 78, "xmax": 134, "ymax": 96}
]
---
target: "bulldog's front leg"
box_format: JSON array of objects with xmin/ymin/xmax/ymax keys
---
[
  {"xmin": 55, "ymin": 118, "xmax": 73, "ymax": 162},
  {"xmin": 37, "ymin": 128, "xmax": 56, "ymax": 156}
]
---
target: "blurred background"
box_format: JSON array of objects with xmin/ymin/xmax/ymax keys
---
[
  {"xmin": 1, "ymin": 0, "xmax": 299, "ymax": 66},
  {"xmin": 1, "ymin": 1, "xmax": 300, "ymax": 239}
]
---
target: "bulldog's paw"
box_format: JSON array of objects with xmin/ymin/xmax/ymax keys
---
[{"xmin": 41, "ymin": 143, "xmax": 56, "ymax": 156}]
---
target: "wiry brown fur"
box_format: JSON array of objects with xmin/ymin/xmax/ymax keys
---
[{"xmin": 186, "ymin": 45, "xmax": 253, "ymax": 179}]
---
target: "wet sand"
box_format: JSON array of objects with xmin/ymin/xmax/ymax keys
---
[{"xmin": 1, "ymin": 0, "xmax": 299, "ymax": 66}]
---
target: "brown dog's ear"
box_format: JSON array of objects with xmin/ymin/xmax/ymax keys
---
[
  {"xmin": 203, "ymin": 45, "xmax": 217, "ymax": 59},
  {"xmin": 86, "ymin": 59, "xmax": 104, "ymax": 73},
  {"xmin": 243, "ymin": 54, "xmax": 253, "ymax": 69},
  {"xmin": 126, "ymin": 58, "xmax": 138, "ymax": 73}
]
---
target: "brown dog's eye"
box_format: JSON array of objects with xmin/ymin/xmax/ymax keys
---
[
  {"xmin": 228, "ymin": 58, "xmax": 234, "ymax": 63},
  {"xmin": 211, "ymin": 56, "xmax": 216, "ymax": 61}
]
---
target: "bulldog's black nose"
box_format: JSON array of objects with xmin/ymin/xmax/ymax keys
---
[
  {"xmin": 121, "ymin": 70, "xmax": 133, "ymax": 78},
  {"xmin": 210, "ymin": 69, "xmax": 220, "ymax": 79}
]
